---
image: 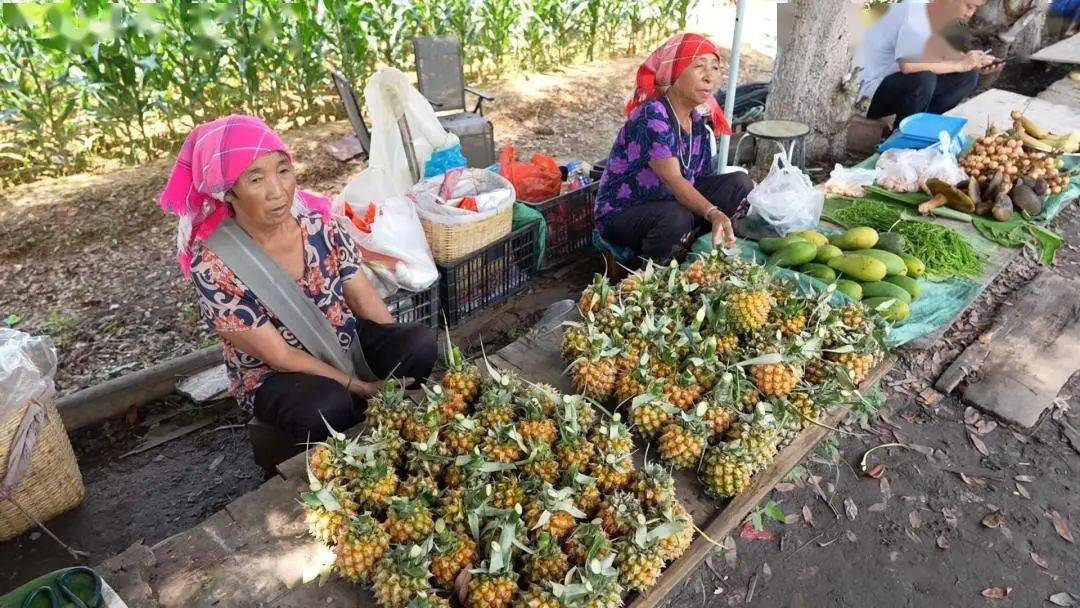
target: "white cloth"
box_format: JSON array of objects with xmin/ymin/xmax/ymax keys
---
[{"xmin": 856, "ymin": 0, "xmax": 933, "ymax": 100}]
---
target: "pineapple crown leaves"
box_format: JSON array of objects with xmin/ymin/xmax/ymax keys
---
[
  {"xmin": 531, "ymin": 485, "xmax": 588, "ymax": 530},
  {"xmin": 405, "ymin": 592, "xmax": 450, "ymax": 608},
  {"xmin": 735, "ymin": 352, "xmax": 785, "ymax": 368},
  {"xmin": 448, "ymin": 414, "xmax": 478, "ymax": 432},
  {"xmin": 387, "ymin": 539, "xmax": 435, "ymax": 579},
  {"xmin": 486, "ymin": 424, "xmax": 527, "ymax": 452},
  {"xmin": 453, "ymin": 449, "xmax": 515, "ymax": 475},
  {"xmin": 388, "ymin": 495, "xmax": 430, "ymax": 519}
]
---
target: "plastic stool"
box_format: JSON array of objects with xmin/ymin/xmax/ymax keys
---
[
  {"xmin": 248, "ymin": 417, "xmax": 302, "ymax": 474},
  {"xmin": 735, "ymin": 119, "xmax": 811, "ymax": 170}
]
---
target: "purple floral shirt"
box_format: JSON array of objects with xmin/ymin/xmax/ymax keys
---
[
  {"xmin": 595, "ymin": 99, "xmax": 714, "ymax": 230},
  {"xmin": 190, "ymin": 211, "xmax": 363, "ymax": 412}
]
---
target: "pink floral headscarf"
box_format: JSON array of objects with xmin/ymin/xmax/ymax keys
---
[{"xmin": 158, "ymin": 115, "xmax": 330, "ymax": 277}]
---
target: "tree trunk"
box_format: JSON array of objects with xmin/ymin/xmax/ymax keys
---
[
  {"xmin": 758, "ymin": 0, "xmax": 859, "ymax": 167},
  {"xmin": 972, "ymin": 0, "xmax": 1047, "ymax": 58}
]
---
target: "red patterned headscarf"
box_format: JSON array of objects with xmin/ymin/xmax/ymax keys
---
[
  {"xmin": 625, "ymin": 33, "xmax": 732, "ymax": 135},
  {"xmin": 158, "ymin": 115, "xmax": 330, "ymax": 277}
]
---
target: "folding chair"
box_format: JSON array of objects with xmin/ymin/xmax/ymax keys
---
[{"xmin": 413, "ymin": 35, "xmax": 496, "ymax": 168}]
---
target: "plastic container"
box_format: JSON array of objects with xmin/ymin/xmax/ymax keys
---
[
  {"xmin": 385, "ymin": 284, "xmax": 439, "ymax": 329},
  {"xmin": 437, "ymin": 221, "xmax": 541, "ymax": 326},
  {"xmin": 526, "ymin": 182, "xmax": 598, "ymax": 270},
  {"xmin": 878, "ymin": 113, "xmax": 968, "ymax": 153}
]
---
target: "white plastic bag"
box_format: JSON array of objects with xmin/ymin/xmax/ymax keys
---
[
  {"xmin": 407, "ymin": 168, "xmax": 516, "ymax": 225},
  {"xmin": 0, "ymin": 329, "xmax": 57, "ymax": 416},
  {"xmin": 342, "ymin": 67, "xmax": 460, "ymax": 204},
  {"xmin": 745, "ymin": 153, "xmax": 824, "ymax": 236},
  {"xmin": 823, "ymin": 164, "xmax": 879, "ymax": 197},
  {"xmin": 332, "ymin": 197, "xmax": 438, "ymax": 294},
  {"xmin": 876, "ymin": 133, "xmax": 966, "ymax": 192}
]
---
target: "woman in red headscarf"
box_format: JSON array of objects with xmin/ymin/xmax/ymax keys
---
[{"xmin": 594, "ymin": 33, "xmax": 754, "ymax": 263}]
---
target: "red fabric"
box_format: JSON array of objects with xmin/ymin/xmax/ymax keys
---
[{"xmin": 626, "ymin": 33, "xmax": 732, "ymax": 135}]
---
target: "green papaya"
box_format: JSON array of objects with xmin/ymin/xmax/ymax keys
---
[
  {"xmin": 863, "ymin": 297, "xmax": 910, "ymax": 323},
  {"xmin": 815, "ymin": 244, "xmax": 843, "ymax": 263},
  {"xmin": 768, "ymin": 241, "xmax": 819, "ymax": 267},
  {"xmin": 835, "ymin": 279, "xmax": 863, "ymax": 301},
  {"xmin": 797, "ymin": 263, "xmax": 837, "ymax": 283},
  {"xmin": 790, "ymin": 230, "xmax": 828, "ymax": 248},
  {"xmin": 853, "ymin": 249, "xmax": 908, "ymax": 276},
  {"xmin": 884, "ymin": 275, "xmax": 922, "ymax": 300},
  {"xmin": 829, "ymin": 227, "xmax": 879, "ymax": 251},
  {"xmin": 900, "ymin": 254, "xmax": 926, "ymax": 277},
  {"xmin": 859, "ymin": 281, "xmax": 912, "ymax": 303},
  {"xmin": 827, "ymin": 254, "xmax": 887, "ymax": 282},
  {"xmin": 875, "ymin": 232, "xmax": 907, "ymax": 254},
  {"xmin": 759, "ymin": 235, "xmax": 809, "ymax": 254}
]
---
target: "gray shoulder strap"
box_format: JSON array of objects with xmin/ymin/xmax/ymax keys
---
[{"xmin": 205, "ymin": 217, "xmax": 373, "ymax": 380}]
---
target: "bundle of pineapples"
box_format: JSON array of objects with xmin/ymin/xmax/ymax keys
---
[
  {"xmin": 564, "ymin": 250, "xmax": 886, "ymax": 501},
  {"xmin": 300, "ymin": 345, "xmax": 697, "ymax": 608}
]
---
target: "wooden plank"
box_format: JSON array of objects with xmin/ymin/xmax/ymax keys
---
[
  {"xmin": 628, "ymin": 360, "xmax": 892, "ymax": 608},
  {"xmin": 1031, "ymin": 32, "xmax": 1080, "ymax": 64},
  {"xmin": 960, "ymin": 271, "xmax": 1080, "ymax": 427}
]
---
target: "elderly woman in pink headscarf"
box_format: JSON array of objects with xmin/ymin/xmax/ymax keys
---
[
  {"xmin": 595, "ymin": 33, "xmax": 755, "ymax": 263},
  {"xmin": 160, "ymin": 115, "xmax": 436, "ymax": 445}
]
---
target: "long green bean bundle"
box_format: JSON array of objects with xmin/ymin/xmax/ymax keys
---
[{"xmin": 829, "ymin": 198, "xmax": 984, "ymax": 279}]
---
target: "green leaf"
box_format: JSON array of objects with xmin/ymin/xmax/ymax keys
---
[
  {"xmin": 4, "ymin": 314, "xmax": 21, "ymax": 326},
  {"xmin": 752, "ymin": 510, "xmax": 763, "ymax": 531},
  {"xmin": 763, "ymin": 501, "xmax": 786, "ymax": 523}
]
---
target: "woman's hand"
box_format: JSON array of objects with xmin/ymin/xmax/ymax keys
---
[
  {"xmin": 347, "ymin": 378, "xmax": 383, "ymax": 398},
  {"xmin": 709, "ymin": 209, "xmax": 736, "ymax": 250}
]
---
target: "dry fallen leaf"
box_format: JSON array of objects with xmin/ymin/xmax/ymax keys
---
[
  {"xmin": 969, "ymin": 432, "xmax": 990, "ymax": 456},
  {"xmin": 981, "ymin": 587, "xmax": 1011, "ymax": 599},
  {"xmin": 975, "ymin": 419, "xmax": 998, "ymax": 435},
  {"xmin": 1030, "ymin": 551, "xmax": 1049, "ymax": 569},
  {"xmin": 1015, "ymin": 475, "xmax": 1035, "ymax": 483},
  {"xmin": 942, "ymin": 507, "xmax": 960, "ymax": 528},
  {"xmin": 1050, "ymin": 592, "xmax": 1077, "ymax": 606},
  {"xmin": 1051, "ymin": 510, "xmax": 1074, "ymax": 543},
  {"xmin": 802, "ymin": 505, "xmax": 815, "ymax": 528},
  {"xmin": 844, "ymin": 498, "xmax": 858, "ymax": 521},
  {"xmin": 846, "ymin": 530, "xmax": 857, "ymax": 543},
  {"xmin": 1016, "ymin": 483, "xmax": 1031, "ymax": 499},
  {"xmin": 964, "ymin": 407, "xmax": 980, "ymax": 425},
  {"xmin": 784, "ymin": 513, "xmax": 801, "ymax": 525},
  {"xmin": 909, "ymin": 511, "xmax": 923, "ymax": 530},
  {"xmin": 880, "ymin": 476, "xmax": 892, "ymax": 498},
  {"xmin": 936, "ymin": 535, "xmax": 950, "ymax": 550},
  {"xmin": 920, "ymin": 388, "xmax": 942, "ymax": 405},
  {"xmin": 982, "ymin": 511, "xmax": 1004, "ymax": 529},
  {"xmin": 866, "ymin": 464, "xmax": 886, "ymax": 479},
  {"xmin": 869, "ymin": 501, "xmax": 888, "ymax": 513},
  {"xmin": 960, "ymin": 472, "xmax": 986, "ymax": 487},
  {"xmin": 774, "ymin": 482, "xmax": 796, "ymax": 493}
]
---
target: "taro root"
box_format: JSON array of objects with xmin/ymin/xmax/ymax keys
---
[
  {"xmin": 991, "ymin": 193, "xmax": 1014, "ymax": 222},
  {"xmin": 1010, "ymin": 183, "xmax": 1043, "ymax": 216}
]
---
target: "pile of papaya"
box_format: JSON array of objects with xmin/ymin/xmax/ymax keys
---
[{"xmin": 760, "ymin": 227, "xmax": 925, "ymax": 323}]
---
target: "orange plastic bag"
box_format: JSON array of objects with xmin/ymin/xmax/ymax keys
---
[{"xmin": 498, "ymin": 146, "xmax": 562, "ymax": 203}]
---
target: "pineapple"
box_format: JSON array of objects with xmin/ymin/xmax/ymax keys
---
[
  {"xmin": 466, "ymin": 522, "xmax": 520, "ymax": 608},
  {"xmin": 579, "ymin": 273, "xmax": 615, "ymax": 316},
  {"xmin": 372, "ymin": 541, "xmax": 434, "ymax": 608},
  {"xmin": 308, "ymin": 424, "xmax": 352, "ymax": 485},
  {"xmin": 572, "ymin": 555, "xmax": 624, "ymax": 608},
  {"xmin": 520, "ymin": 441, "xmax": 561, "ymax": 484},
  {"xmin": 443, "ymin": 449, "xmax": 512, "ymax": 491},
  {"xmin": 366, "ymin": 381, "xmax": 411, "ymax": 431},
  {"xmin": 400, "ymin": 472, "xmax": 440, "ymax": 501},
  {"xmin": 650, "ymin": 500, "xmax": 694, "ymax": 563},
  {"xmin": 657, "ymin": 407, "xmax": 710, "ymax": 470},
  {"xmin": 773, "ymin": 297, "xmax": 809, "ymax": 337},
  {"xmin": 430, "ymin": 520, "xmax": 477, "ymax": 589},
  {"xmin": 628, "ymin": 391, "xmax": 674, "ymax": 439},
  {"xmin": 803, "ymin": 356, "xmax": 834, "ymax": 385},
  {"xmin": 301, "ymin": 477, "xmax": 356, "ymax": 545},
  {"xmin": 729, "ymin": 288, "xmax": 772, "ymax": 333},
  {"xmin": 840, "ymin": 302, "xmax": 870, "ymax": 332},
  {"xmin": 778, "ymin": 392, "xmax": 816, "ymax": 446},
  {"xmin": 750, "ymin": 359, "xmax": 800, "ymax": 397},
  {"xmin": 407, "ymin": 592, "xmax": 452, "ymax": 608},
  {"xmin": 686, "ymin": 336, "xmax": 722, "ymax": 390},
  {"xmin": 716, "ymin": 332, "xmax": 740, "ymax": 361},
  {"xmin": 563, "ymin": 468, "xmax": 603, "ymax": 517},
  {"xmin": 491, "ymin": 472, "xmax": 526, "ymax": 510},
  {"xmin": 480, "ymin": 424, "xmax": 526, "ymax": 464},
  {"xmin": 522, "ymin": 532, "xmax": 570, "ymax": 585},
  {"xmin": 562, "ymin": 323, "xmax": 590, "ymax": 363},
  {"xmin": 335, "ymin": 513, "xmax": 389, "ymax": 584},
  {"xmin": 518, "ymin": 585, "xmax": 563, "ymax": 608},
  {"xmin": 590, "ymin": 414, "xmax": 633, "ymax": 456},
  {"xmin": 724, "ymin": 404, "xmax": 781, "ymax": 471},
  {"xmin": 700, "ymin": 442, "xmax": 755, "ymax": 498},
  {"xmin": 475, "ymin": 371, "xmax": 517, "ymax": 429},
  {"xmin": 554, "ymin": 399, "xmax": 596, "ymax": 472},
  {"xmin": 402, "ymin": 394, "xmax": 447, "ymax": 443},
  {"xmin": 662, "ymin": 370, "xmax": 703, "ymax": 411},
  {"xmin": 438, "ymin": 487, "xmax": 467, "ymax": 531},
  {"xmin": 522, "ymin": 382, "xmax": 560, "ymax": 416},
  {"xmin": 685, "ymin": 248, "xmax": 731, "ymax": 285},
  {"xmin": 442, "ymin": 339, "xmax": 481, "ymax": 406},
  {"xmin": 683, "ymin": 257, "xmax": 711, "ymax": 286},
  {"xmin": 613, "ymin": 356, "xmax": 649, "ymax": 405},
  {"xmin": 523, "ymin": 484, "xmax": 587, "ymax": 541},
  {"xmin": 648, "ymin": 343, "xmax": 680, "ymax": 381},
  {"xmin": 614, "ymin": 522, "xmax": 669, "ymax": 592},
  {"xmin": 570, "ymin": 334, "xmax": 619, "ymax": 401},
  {"xmin": 633, "ymin": 460, "xmax": 676, "ymax": 511},
  {"xmin": 826, "ymin": 351, "xmax": 874, "ymax": 385},
  {"xmin": 562, "ymin": 521, "xmax": 612, "ymax": 567},
  {"xmin": 405, "ymin": 429, "xmax": 451, "ymax": 480},
  {"xmin": 385, "ymin": 496, "xmax": 436, "ymax": 545},
  {"xmin": 353, "ymin": 456, "xmax": 399, "ymax": 512},
  {"xmin": 517, "ymin": 397, "xmax": 558, "ymax": 447},
  {"xmin": 596, "ymin": 491, "xmax": 643, "ymax": 539},
  {"xmin": 702, "ymin": 402, "xmax": 739, "ymax": 439},
  {"xmin": 442, "ymin": 414, "xmax": 482, "ymax": 456},
  {"xmin": 363, "ymin": 424, "xmax": 406, "ymax": 468},
  {"xmin": 589, "ymin": 449, "xmax": 634, "ymax": 494}
]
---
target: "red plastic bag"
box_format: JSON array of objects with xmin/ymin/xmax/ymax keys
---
[{"xmin": 498, "ymin": 146, "xmax": 561, "ymax": 203}]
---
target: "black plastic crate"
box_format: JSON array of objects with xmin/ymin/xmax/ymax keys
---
[
  {"xmin": 385, "ymin": 283, "xmax": 439, "ymax": 329},
  {"xmin": 437, "ymin": 221, "xmax": 540, "ymax": 326},
  {"xmin": 525, "ymin": 182, "xmax": 598, "ymax": 270}
]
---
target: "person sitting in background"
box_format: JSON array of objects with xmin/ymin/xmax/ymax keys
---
[
  {"xmin": 594, "ymin": 33, "xmax": 755, "ymax": 264},
  {"xmin": 159, "ymin": 115, "xmax": 436, "ymax": 445},
  {"xmin": 859, "ymin": 0, "xmax": 1002, "ymax": 128}
]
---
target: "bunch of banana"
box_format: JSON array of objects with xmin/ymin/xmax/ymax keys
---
[{"xmin": 1012, "ymin": 110, "xmax": 1080, "ymax": 154}]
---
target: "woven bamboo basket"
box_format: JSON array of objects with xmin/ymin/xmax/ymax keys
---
[
  {"xmin": 0, "ymin": 399, "xmax": 85, "ymax": 541},
  {"xmin": 421, "ymin": 204, "xmax": 513, "ymax": 264}
]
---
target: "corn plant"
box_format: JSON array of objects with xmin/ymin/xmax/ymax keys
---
[{"xmin": 478, "ymin": 0, "xmax": 522, "ymax": 75}]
